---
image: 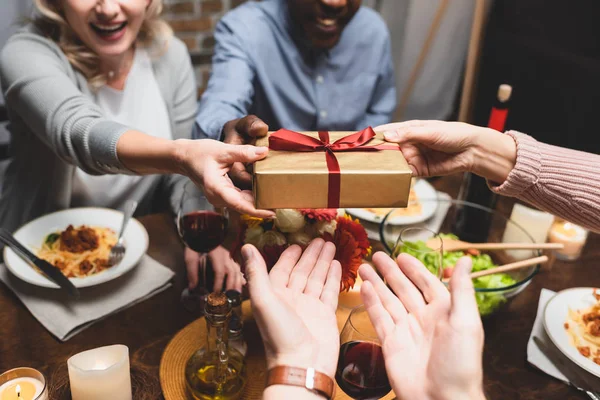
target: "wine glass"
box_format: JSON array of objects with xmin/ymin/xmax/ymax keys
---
[
  {"xmin": 336, "ymin": 305, "xmax": 391, "ymax": 400},
  {"xmin": 393, "ymin": 226, "xmax": 443, "ymax": 281},
  {"xmin": 178, "ymin": 181, "xmax": 228, "ymax": 312}
]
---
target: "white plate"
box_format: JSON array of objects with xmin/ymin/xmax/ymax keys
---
[
  {"xmin": 544, "ymin": 287, "xmax": 600, "ymax": 378},
  {"xmin": 346, "ymin": 179, "xmax": 438, "ymax": 225},
  {"xmin": 3, "ymin": 208, "xmax": 148, "ymax": 289}
]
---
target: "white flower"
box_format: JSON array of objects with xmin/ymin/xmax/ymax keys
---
[
  {"xmin": 274, "ymin": 209, "xmax": 306, "ymax": 233},
  {"xmin": 287, "ymin": 231, "xmax": 313, "ymax": 247},
  {"xmin": 256, "ymin": 230, "xmax": 287, "ymax": 250},
  {"xmin": 315, "ymin": 220, "xmax": 337, "ymax": 236},
  {"xmin": 244, "ymin": 226, "xmax": 264, "ymax": 247}
]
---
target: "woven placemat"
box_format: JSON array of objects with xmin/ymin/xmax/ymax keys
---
[
  {"xmin": 160, "ymin": 301, "xmax": 395, "ymax": 400},
  {"xmin": 160, "ymin": 302, "xmax": 267, "ymax": 400}
]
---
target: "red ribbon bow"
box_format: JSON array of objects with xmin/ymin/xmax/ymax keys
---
[{"xmin": 268, "ymin": 127, "xmax": 398, "ymax": 208}]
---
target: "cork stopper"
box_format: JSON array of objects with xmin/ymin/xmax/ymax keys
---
[
  {"xmin": 206, "ymin": 292, "xmax": 230, "ymax": 315},
  {"xmin": 497, "ymin": 84, "xmax": 512, "ymax": 103}
]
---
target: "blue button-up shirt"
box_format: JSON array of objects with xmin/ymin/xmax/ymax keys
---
[{"xmin": 194, "ymin": 0, "xmax": 396, "ymax": 139}]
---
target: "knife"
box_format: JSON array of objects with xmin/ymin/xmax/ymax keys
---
[
  {"xmin": 533, "ymin": 336, "xmax": 600, "ymax": 399},
  {"xmin": 0, "ymin": 228, "xmax": 80, "ymax": 299}
]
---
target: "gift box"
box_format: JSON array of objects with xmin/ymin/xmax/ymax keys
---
[{"xmin": 253, "ymin": 128, "xmax": 413, "ymax": 209}]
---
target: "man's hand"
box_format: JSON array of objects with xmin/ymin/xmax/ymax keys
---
[{"xmin": 221, "ymin": 115, "xmax": 269, "ymax": 189}]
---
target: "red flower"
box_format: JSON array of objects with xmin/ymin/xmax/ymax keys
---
[
  {"xmin": 299, "ymin": 208, "xmax": 338, "ymax": 222},
  {"xmin": 260, "ymin": 244, "xmax": 287, "ymax": 271},
  {"xmin": 323, "ymin": 216, "xmax": 371, "ymax": 292}
]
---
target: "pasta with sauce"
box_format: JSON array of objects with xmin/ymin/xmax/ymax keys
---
[
  {"xmin": 37, "ymin": 225, "xmax": 117, "ymax": 278},
  {"xmin": 565, "ymin": 289, "xmax": 600, "ymax": 365}
]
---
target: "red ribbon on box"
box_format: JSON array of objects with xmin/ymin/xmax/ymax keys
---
[{"xmin": 268, "ymin": 127, "xmax": 399, "ymax": 208}]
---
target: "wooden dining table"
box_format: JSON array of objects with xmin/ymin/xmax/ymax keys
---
[{"xmin": 0, "ymin": 174, "xmax": 596, "ymax": 399}]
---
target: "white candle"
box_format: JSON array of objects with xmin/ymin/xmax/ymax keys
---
[
  {"xmin": 502, "ymin": 203, "xmax": 554, "ymax": 260},
  {"xmin": 548, "ymin": 219, "xmax": 589, "ymax": 261},
  {"xmin": 338, "ymin": 275, "xmax": 363, "ymax": 309},
  {"xmin": 0, "ymin": 368, "xmax": 47, "ymax": 400},
  {"xmin": 67, "ymin": 345, "xmax": 132, "ymax": 400}
]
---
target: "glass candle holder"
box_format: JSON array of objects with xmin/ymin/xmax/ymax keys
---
[
  {"xmin": 67, "ymin": 344, "xmax": 132, "ymax": 400},
  {"xmin": 0, "ymin": 367, "xmax": 48, "ymax": 400},
  {"xmin": 548, "ymin": 219, "xmax": 589, "ymax": 261}
]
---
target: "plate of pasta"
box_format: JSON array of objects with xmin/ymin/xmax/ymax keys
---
[
  {"xmin": 544, "ymin": 287, "xmax": 600, "ymax": 377},
  {"xmin": 3, "ymin": 208, "xmax": 148, "ymax": 289}
]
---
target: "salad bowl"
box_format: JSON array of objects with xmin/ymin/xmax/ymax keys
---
[{"xmin": 379, "ymin": 199, "xmax": 541, "ymax": 316}]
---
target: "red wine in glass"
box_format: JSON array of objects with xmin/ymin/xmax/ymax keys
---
[
  {"xmin": 179, "ymin": 211, "xmax": 227, "ymax": 253},
  {"xmin": 335, "ymin": 341, "xmax": 391, "ymax": 400}
]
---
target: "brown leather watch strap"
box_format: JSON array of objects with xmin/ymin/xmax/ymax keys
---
[{"xmin": 266, "ymin": 366, "xmax": 335, "ymax": 399}]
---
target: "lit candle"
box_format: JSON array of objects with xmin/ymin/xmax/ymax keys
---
[
  {"xmin": 67, "ymin": 345, "xmax": 132, "ymax": 400},
  {"xmin": 338, "ymin": 275, "xmax": 364, "ymax": 309},
  {"xmin": 0, "ymin": 368, "xmax": 47, "ymax": 400},
  {"xmin": 548, "ymin": 219, "xmax": 589, "ymax": 261},
  {"xmin": 502, "ymin": 203, "xmax": 554, "ymax": 260}
]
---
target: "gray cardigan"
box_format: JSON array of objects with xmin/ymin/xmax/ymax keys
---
[{"xmin": 0, "ymin": 26, "xmax": 197, "ymax": 232}]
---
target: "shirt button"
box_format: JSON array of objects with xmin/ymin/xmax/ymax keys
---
[
  {"xmin": 320, "ymin": 110, "xmax": 328, "ymax": 118},
  {"xmin": 316, "ymin": 75, "xmax": 324, "ymax": 84}
]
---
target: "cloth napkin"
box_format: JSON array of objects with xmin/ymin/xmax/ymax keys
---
[
  {"xmin": 0, "ymin": 255, "xmax": 174, "ymax": 341},
  {"xmin": 359, "ymin": 191, "xmax": 453, "ymax": 241},
  {"xmin": 527, "ymin": 289, "xmax": 600, "ymax": 390}
]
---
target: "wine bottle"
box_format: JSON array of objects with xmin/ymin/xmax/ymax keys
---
[
  {"xmin": 454, "ymin": 84, "xmax": 512, "ymax": 242},
  {"xmin": 185, "ymin": 292, "xmax": 247, "ymax": 400}
]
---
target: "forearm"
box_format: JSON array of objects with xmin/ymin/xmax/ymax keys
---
[
  {"xmin": 489, "ymin": 131, "xmax": 600, "ymax": 233},
  {"xmin": 116, "ymin": 130, "xmax": 188, "ymax": 176},
  {"xmin": 470, "ymin": 128, "xmax": 517, "ymax": 184}
]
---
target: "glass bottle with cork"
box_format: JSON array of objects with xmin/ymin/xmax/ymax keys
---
[
  {"xmin": 185, "ymin": 292, "xmax": 247, "ymax": 400},
  {"xmin": 454, "ymin": 84, "xmax": 512, "ymax": 242},
  {"xmin": 226, "ymin": 290, "xmax": 247, "ymax": 357}
]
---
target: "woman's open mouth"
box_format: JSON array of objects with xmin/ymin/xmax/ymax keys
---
[{"xmin": 89, "ymin": 21, "xmax": 128, "ymax": 41}]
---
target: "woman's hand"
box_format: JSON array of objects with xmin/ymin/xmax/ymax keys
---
[
  {"xmin": 177, "ymin": 139, "xmax": 275, "ymax": 218},
  {"xmin": 243, "ymin": 239, "xmax": 342, "ymax": 379},
  {"xmin": 376, "ymin": 120, "xmax": 516, "ymax": 183},
  {"xmin": 359, "ymin": 252, "xmax": 486, "ymax": 400},
  {"xmin": 184, "ymin": 246, "xmax": 244, "ymax": 292}
]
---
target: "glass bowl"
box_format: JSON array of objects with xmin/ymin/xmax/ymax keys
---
[{"xmin": 379, "ymin": 199, "xmax": 541, "ymax": 316}]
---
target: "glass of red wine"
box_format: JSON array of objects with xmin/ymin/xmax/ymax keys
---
[
  {"xmin": 336, "ymin": 305, "xmax": 391, "ymax": 400},
  {"xmin": 177, "ymin": 181, "xmax": 228, "ymax": 312}
]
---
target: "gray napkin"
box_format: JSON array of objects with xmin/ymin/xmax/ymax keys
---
[
  {"xmin": 527, "ymin": 289, "xmax": 600, "ymax": 390},
  {"xmin": 0, "ymin": 255, "xmax": 174, "ymax": 341}
]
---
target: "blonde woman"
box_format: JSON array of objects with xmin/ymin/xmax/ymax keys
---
[{"xmin": 0, "ymin": 0, "xmax": 266, "ymax": 292}]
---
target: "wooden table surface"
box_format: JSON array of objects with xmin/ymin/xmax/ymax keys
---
[{"xmin": 0, "ymin": 174, "xmax": 595, "ymax": 399}]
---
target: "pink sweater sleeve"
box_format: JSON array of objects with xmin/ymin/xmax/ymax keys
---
[{"xmin": 490, "ymin": 131, "xmax": 600, "ymax": 233}]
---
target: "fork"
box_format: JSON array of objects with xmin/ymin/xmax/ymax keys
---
[{"xmin": 108, "ymin": 200, "xmax": 138, "ymax": 266}]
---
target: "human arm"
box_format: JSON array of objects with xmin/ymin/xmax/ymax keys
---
[
  {"xmin": 378, "ymin": 119, "xmax": 600, "ymax": 232},
  {"xmin": 193, "ymin": 17, "xmax": 257, "ymax": 140},
  {"xmin": 242, "ymin": 239, "xmax": 342, "ymax": 400},
  {"xmin": 357, "ymin": 33, "xmax": 397, "ymax": 129},
  {"xmin": 359, "ymin": 253, "xmax": 486, "ymax": 400}
]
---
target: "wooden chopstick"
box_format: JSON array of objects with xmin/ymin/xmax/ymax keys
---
[
  {"xmin": 452, "ymin": 243, "xmax": 564, "ymax": 251},
  {"xmin": 442, "ymin": 255, "xmax": 548, "ymax": 283}
]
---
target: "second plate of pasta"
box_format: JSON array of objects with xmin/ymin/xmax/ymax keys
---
[{"xmin": 3, "ymin": 207, "xmax": 148, "ymax": 289}]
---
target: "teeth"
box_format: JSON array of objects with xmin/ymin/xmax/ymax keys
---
[
  {"xmin": 318, "ymin": 18, "xmax": 336, "ymax": 27},
  {"xmin": 91, "ymin": 22, "xmax": 126, "ymax": 33}
]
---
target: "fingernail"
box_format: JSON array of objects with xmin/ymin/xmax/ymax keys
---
[
  {"xmin": 383, "ymin": 132, "xmax": 397, "ymax": 140},
  {"xmin": 241, "ymin": 246, "xmax": 254, "ymax": 262},
  {"xmin": 254, "ymin": 147, "xmax": 268, "ymax": 156}
]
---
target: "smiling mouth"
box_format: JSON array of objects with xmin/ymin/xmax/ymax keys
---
[
  {"xmin": 316, "ymin": 17, "xmax": 338, "ymax": 28},
  {"xmin": 89, "ymin": 21, "xmax": 128, "ymax": 37}
]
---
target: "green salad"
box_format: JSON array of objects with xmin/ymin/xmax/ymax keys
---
[{"xmin": 396, "ymin": 234, "xmax": 517, "ymax": 316}]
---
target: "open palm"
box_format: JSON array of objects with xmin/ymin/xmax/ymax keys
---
[
  {"xmin": 244, "ymin": 239, "xmax": 342, "ymax": 378},
  {"xmin": 359, "ymin": 252, "xmax": 486, "ymax": 400}
]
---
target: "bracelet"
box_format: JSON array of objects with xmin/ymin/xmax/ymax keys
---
[{"xmin": 266, "ymin": 366, "xmax": 335, "ymax": 399}]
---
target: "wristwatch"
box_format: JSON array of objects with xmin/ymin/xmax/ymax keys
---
[{"xmin": 266, "ymin": 366, "xmax": 335, "ymax": 399}]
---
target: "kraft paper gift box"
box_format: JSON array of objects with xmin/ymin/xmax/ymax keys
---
[{"xmin": 252, "ymin": 128, "xmax": 412, "ymax": 209}]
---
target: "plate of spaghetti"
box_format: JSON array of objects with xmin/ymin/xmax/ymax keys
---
[
  {"xmin": 3, "ymin": 208, "xmax": 148, "ymax": 289},
  {"xmin": 544, "ymin": 287, "xmax": 600, "ymax": 377}
]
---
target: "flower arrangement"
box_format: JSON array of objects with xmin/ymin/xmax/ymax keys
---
[{"xmin": 231, "ymin": 209, "xmax": 371, "ymax": 292}]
